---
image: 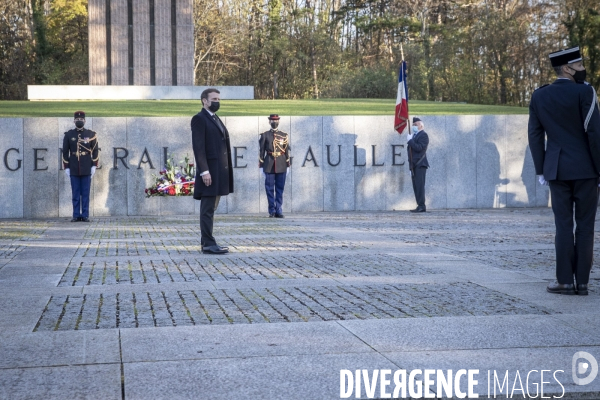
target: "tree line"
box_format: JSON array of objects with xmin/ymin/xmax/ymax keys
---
[{"xmin": 1, "ymin": 0, "xmax": 598, "ymax": 105}]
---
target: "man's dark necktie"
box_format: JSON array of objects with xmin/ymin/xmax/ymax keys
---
[{"xmin": 213, "ymin": 116, "xmax": 225, "ymax": 133}]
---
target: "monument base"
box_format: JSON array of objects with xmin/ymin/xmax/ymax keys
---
[{"xmin": 27, "ymin": 85, "xmax": 254, "ymax": 101}]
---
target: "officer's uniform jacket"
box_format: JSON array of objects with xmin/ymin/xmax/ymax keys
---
[
  {"xmin": 528, "ymin": 79, "xmax": 600, "ymax": 180},
  {"xmin": 407, "ymin": 130, "xmax": 430, "ymax": 169},
  {"xmin": 62, "ymin": 128, "xmax": 99, "ymax": 176},
  {"xmin": 259, "ymin": 129, "xmax": 291, "ymax": 174}
]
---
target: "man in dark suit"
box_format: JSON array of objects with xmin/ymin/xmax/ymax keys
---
[
  {"xmin": 529, "ymin": 46, "xmax": 600, "ymax": 295},
  {"xmin": 191, "ymin": 88, "xmax": 234, "ymax": 254},
  {"xmin": 407, "ymin": 117, "xmax": 430, "ymax": 213}
]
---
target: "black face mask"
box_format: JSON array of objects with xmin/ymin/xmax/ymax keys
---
[
  {"xmin": 208, "ymin": 101, "xmax": 220, "ymax": 113},
  {"xmin": 75, "ymin": 121, "xmax": 85, "ymax": 128},
  {"xmin": 571, "ymin": 68, "xmax": 586, "ymax": 83},
  {"xmin": 270, "ymin": 121, "xmax": 279, "ymax": 129}
]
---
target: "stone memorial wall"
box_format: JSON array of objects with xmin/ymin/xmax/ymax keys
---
[{"xmin": 0, "ymin": 115, "xmax": 547, "ymax": 219}]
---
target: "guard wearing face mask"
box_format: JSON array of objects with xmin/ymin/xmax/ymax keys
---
[
  {"xmin": 407, "ymin": 117, "xmax": 430, "ymax": 213},
  {"xmin": 529, "ymin": 46, "xmax": 600, "ymax": 296},
  {"xmin": 259, "ymin": 114, "xmax": 291, "ymax": 218},
  {"xmin": 62, "ymin": 111, "xmax": 99, "ymax": 222}
]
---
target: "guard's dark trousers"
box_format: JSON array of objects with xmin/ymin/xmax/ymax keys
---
[
  {"xmin": 411, "ymin": 167, "xmax": 427, "ymax": 209},
  {"xmin": 265, "ymin": 173, "xmax": 286, "ymax": 215},
  {"xmin": 549, "ymin": 178, "xmax": 598, "ymax": 285},
  {"xmin": 200, "ymin": 196, "xmax": 220, "ymax": 247},
  {"xmin": 70, "ymin": 175, "xmax": 91, "ymax": 219}
]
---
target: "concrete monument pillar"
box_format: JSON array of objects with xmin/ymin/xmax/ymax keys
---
[{"xmin": 89, "ymin": 0, "xmax": 194, "ymax": 86}]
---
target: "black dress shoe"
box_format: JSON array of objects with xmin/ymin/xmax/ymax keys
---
[
  {"xmin": 546, "ymin": 281, "xmax": 576, "ymax": 295},
  {"xmin": 71, "ymin": 218, "xmax": 79, "ymax": 222},
  {"xmin": 576, "ymin": 284, "xmax": 588, "ymax": 296},
  {"xmin": 216, "ymin": 245, "xmax": 229, "ymax": 251},
  {"xmin": 269, "ymin": 214, "xmax": 274, "ymax": 218},
  {"xmin": 80, "ymin": 217, "xmax": 90, "ymax": 222},
  {"xmin": 410, "ymin": 207, "xmax": 426, "ymax": 213},
  {"xmin": 202, "ymin": 245, "xmax": 228, "ymax": 254},
  {"xmin": 274, "ymin": 214, "xmax": 284, "ymax": 218}
]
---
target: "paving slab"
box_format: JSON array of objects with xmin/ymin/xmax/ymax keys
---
[
  {"xmin": 549, "ymin": 312, "xmax": 600, "ymax": 337},
  {"xmin": 124, "ymin": 353, "xmax": 396, "ymax": 400},
  {"xmin": 0, "ymin": 330, "xmax": 120, "ymax": 368},
  {"xmin": 339, "ymin": 315, "xmax": 600, "ymax": 352},
  {"xmin": 121, "ymin": 321, "xmax": 373, "ymax": 362},
  {"xmin": 0, "ymin": 364, "xmax": 121, "ymax": 400},
  {"xmin": 0, "ymin": 295, "xmax": 50, "ymax": 334}
]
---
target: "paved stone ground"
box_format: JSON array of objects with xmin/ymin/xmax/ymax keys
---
[{"xmin": 0, "ymin": 209, "xmax": 599, "ymax": 399}]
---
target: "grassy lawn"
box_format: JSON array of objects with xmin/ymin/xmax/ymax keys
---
[{"xmin": 0, "ymin": 98, "xmax": 527, "ymax": 117}]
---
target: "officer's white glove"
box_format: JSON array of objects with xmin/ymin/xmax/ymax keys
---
[
  {"xmin": 64, "ymin": 168, "xmax": 70, "ymax": 177},
  {"xmin": 91, "ymin": 166, "xmax": 96, "ymax": 177},
  {"xmin": 407, "ymin": 133, "xmax": 414, "ymax": 141},
  {"xmin": 537, "ymin": 175, "xmax": 548, "ymax": 186},
  {"xmin": 286, "ymin": 167, "xmax": 290, "ymax": 176},
  {"xmin": 260, "ymin": 168, "xmax": 265, "ymax": 178}
]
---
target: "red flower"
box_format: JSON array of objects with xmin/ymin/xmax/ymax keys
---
[{"xmin": 168, "ymin": 187, "xmax": 176, "ymax": 196}]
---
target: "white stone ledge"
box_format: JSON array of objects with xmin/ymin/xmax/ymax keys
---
[{"xmin": 27, "ymin": 85, "xmax": 254, "ymax": 101}]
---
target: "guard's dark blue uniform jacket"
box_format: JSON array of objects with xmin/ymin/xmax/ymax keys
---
[
  {"xmin": 62, "ymin": 128, "xmax": 99, "ymax": 176},
  {"xmin": 528, "ymin": 79, "xmax": 600, "ymax": 180},
  {"xmin": 259, "ymin": 129, "xmax": 291, "ymax": 173}
]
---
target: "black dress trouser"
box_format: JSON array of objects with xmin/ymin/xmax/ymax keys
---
[
  {"xmin": 200, "ymin": 196, "xmax": 221, "ymax": 247},
  {"xmin": 411, "ymin": 166, "xmax": 427, "ymax": 209},
  {"xmin": 549, "ymin": 178, "xmax": 598, "ymax": 285}
]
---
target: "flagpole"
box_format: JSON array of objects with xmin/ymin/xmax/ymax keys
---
[
  {"xmin": 399, "ymin": 41, "xmax": 413, "ymax": 176},
  {"xmin": 400, "ymin": 42, "xmax": 405, "ymax": 62}
]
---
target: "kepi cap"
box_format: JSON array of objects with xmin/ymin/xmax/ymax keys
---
[
  {"xmin": 412, "ymin": 117, "xmax": 422, "ymax": 123},
  {"xmin": 549, "ymin": 47, "xmax": 583, "ymax": 67},
  {"xmin": 74, "ymin": 111, "xmax": 86, "ymax": 119},
  {"xmin": 268, "ymin": 114, "xmax": 280, "ymax": 120}
]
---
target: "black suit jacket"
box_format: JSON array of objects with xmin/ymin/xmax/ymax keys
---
[
  {"xmin": 528, "ymin": 79, "xmax": 600, "ymax": 180},
  {"xmin": 407, "ymin": 130, "xmax": 430, "ymax": 169},
  {"xmin": 191, "ymin": 108, "xmax": 234, "ymax": 199}
]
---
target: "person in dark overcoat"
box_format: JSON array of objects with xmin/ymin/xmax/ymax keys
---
[
  {"xmin": 191, "ymin": 88, "xmax": 234, "ymax": 254},
  {"xmin": 62, "ymin": 111, "xmax": 99, "ymax": 222},
  {"xmin": 407, "ymin": 117, "xmax": 430, "ymax": 213},
  {"xmin": 529, "ymin": 46, "xmax": 600, "ymax": 295},
  {"xmin": 259, "ymin": 114, "xmax": 291, "ymax": 218}
]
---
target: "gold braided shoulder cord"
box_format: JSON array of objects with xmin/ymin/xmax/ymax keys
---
[
  {"xmin": 75, "ymin": 133, "xmax": 98, "ymax": 159},
  {"xmin": 274, "ymin": 133, "xmax": 289, "ymax": 157}
]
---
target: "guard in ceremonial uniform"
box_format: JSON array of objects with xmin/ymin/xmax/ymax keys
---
[
  {"xmin": 529, "ymin": 46, "xmax": 600, "ymax": 295},
  {"xmin": 259, "ymin": 114, "xmax": 290, "ymax": 218},
  {"xmin": 62, "ymin": 111, "xmax": 99, "ymax": 222}
]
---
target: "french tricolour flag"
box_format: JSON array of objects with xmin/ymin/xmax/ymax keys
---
[{"xmin": 394, "ymin": 61, "xmax": 409, "ymax": 134}]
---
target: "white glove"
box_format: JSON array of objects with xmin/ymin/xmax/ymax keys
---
[
  {"xmin": 286, "ymin": 167, "xmax": 290, "ymax": 176},
  {"xmin": 260, "ymin": 168, "xmax": 265, "ymax": 177},
  {"xmin": 407, "ymin": 133, "xmax": 414, "ymax": 141},
  {"xmin": 537, "ymin": 175, "xmax": 548, "ymax": 186},
  {"xmin": 64, "ymin": 168, "xmax": 70, "ymax": 177},
  {"xmin": 91, "ymin": 166, "xmax": 96, "ymax": 177}
]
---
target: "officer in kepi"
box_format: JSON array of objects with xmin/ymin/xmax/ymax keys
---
[
  {"xmin": 528, "ymin": 46, "xmax": 600, "ymax": 295},
  {"xmin": 62, "ymin": 111, "xmax": 99, "ymax": 222},
  {"xmin": 259, "ymin": 114, "xmax": 291, "ymax": 218}
]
